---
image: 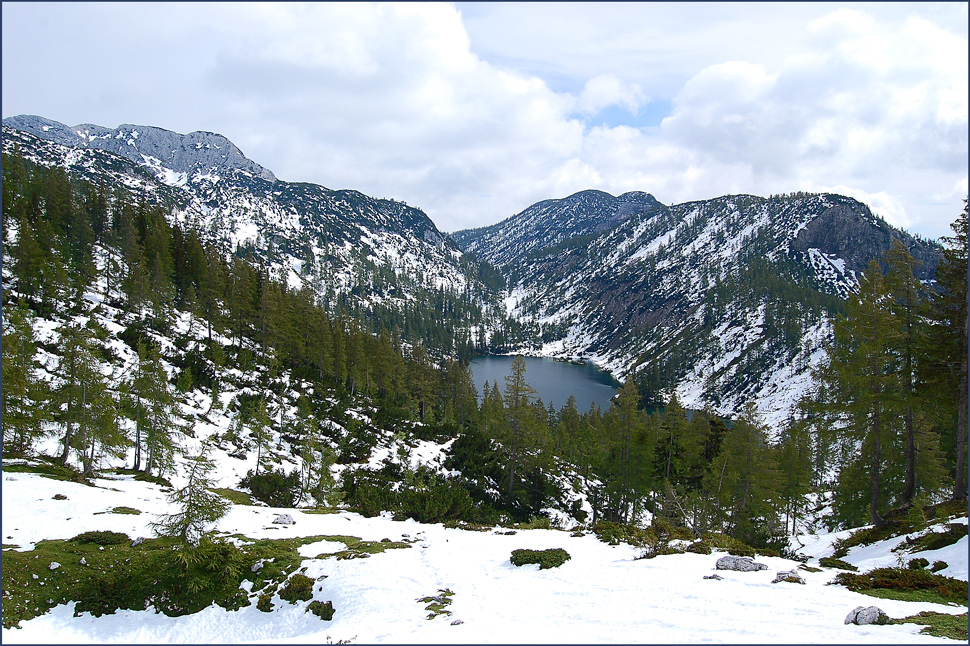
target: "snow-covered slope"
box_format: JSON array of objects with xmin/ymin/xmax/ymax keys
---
[
  {"xmin": 2, "ymin": 116, "xmax": 509, "ymax": 354},
  {"xmin": 2, "ymin": 468, "xmax": 965, "ymax": 644},
  {"xmin": 455, "ymin": 191, "xmax": 941, "ymax": 428}
]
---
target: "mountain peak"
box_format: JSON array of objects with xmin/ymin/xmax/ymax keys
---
[{"xmin": 2, "ymin": 114, "xmax": 276, "ymax": 182}]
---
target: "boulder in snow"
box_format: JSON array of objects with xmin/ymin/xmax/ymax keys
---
[
  {"xmin": 703, "ymin": 574, "xmax": 724, "ymax": 580},
  {"xmin": 715, "ymin": 555, "xmax": 768, "ymax": 572},
  {"xmin": 772, "ymin": 570, "xmax": 806, "ymax": 584},
  {"xmin": 272, "ymin": 513, "xmax": 295, "ymax": 525},
  {"xmin": 844, "ymin": 606, "xmax": 890, "ymax": 625}
]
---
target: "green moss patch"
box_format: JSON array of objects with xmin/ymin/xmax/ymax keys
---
[
  {"xmin": 893, "ymin": 611, "xmax": 968, "ymax": 641},
  {"xmin": 210, "ymin": 488, "xmax": 256, "ymax": 505}
]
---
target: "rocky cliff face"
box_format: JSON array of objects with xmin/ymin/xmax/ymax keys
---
[{"xmin": 3, "ymin": 114, "xmax": 277, "ymax": 182}]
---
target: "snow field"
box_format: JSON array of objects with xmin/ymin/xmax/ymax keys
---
[{"xmin": 2, "ymin": 471, "xmax": 966, "ymax": 644}]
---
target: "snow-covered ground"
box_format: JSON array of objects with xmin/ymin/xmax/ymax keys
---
[{"xmin": 2, "ymin": 471, "xmax": 966, "ymax": 644}]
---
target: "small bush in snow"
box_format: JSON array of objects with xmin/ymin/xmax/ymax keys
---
[
  {"xmin": 908, "ymin": 557, "xmax": 930, "ymax": 570},
  {"xmin": 510, "ymin": 548, "xmax": 571, "ymax": 570},
  {"xmin": 279, "ymin": 573, "xmax": 314, "ymax": 603},
  {"xmin": 307, "ymin": 599, "xmax": 335, "ymax": 620}
]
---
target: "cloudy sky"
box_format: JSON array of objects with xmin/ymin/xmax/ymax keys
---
[{"xmin": 3, "ymin": 2, "xmax": 967, "ymax": 239}]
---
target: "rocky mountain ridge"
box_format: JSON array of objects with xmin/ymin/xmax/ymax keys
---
[
  {"xmin": 3, "ymin": 115, "xmax": 513, "ymax": 356},
  {"xmin": 454, "ymin": 190, "xmax": 942, "ymax": 427}
]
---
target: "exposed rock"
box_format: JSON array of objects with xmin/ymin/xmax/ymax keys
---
[
  {"xmin": 451, "ymin": 619, "xmax": 464, "ymax": 626},
  {"xmin": 272, "ymin": 513, "xmax": 295, "ymax": 525},
  {"xmin": 715, "ymin": 555, "xmax": 768, "ymax": 572},
  {"xmin": 772, "ymin": 570, "xmax": 806, "ymax": 584},
  {"xmin": 844, "ymin": 606, "xmax": 890, "ymax": 626},
  {"xmin": 49, "ymin": 561, "xmax": 60, "ymax": 570},
  {"xmin": 703, "ymin": 574, "xmax": 724, "ymax": 580},
  {"xmin": 131, "ymin": 537, "xmax": 146, "ymax": 547},
  {"xmin": 252, "ymin": 561, "xmax": 264, "ymax": 573}
]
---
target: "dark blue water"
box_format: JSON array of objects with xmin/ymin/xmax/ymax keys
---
[{"xmin": 469, "ymin": 355, "xmax": 620, "ymax": 412}]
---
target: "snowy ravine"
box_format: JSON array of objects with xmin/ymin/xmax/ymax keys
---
[{"xmin": 2, "ymin": 470, "xmax": 966, "ymax": 644}]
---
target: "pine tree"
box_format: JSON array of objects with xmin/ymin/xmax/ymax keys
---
[
  {"xmin": 501, "ymin": 355, "xmax": 539, "ymax": 501},
  {"xmin": 127, "ymin": 341, "xmax": 180, "ymax": 476},
  {"xmin": 883, "ymin": 239, "xmax": 924, "ymax": 505},
  {"xmin": 151, "ymin": 438, "xmax": 231, "ymax": 545},
  {"xmin": 816, "ymin": 260, "xmax": 901, "ymax": 527},
  {"xmin": 1, "ymin": 301, "xmax": 50, "ymax": 455},
  {"xmin": 922, "ymin": 200, "xmax": 968, "ymax": 500}
]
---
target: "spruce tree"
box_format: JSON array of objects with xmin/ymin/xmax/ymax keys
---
[
  {"xmin": 1, "ymin": 301, "xmax": 50, "ymax": 455},
  {"xmin": 922, "ymin": 200, "xmax": 968, "ymax": 500},
  {"xmin": 816, "ymin": 260, "xmax": 901, "ymax": 526},
  {"xmin": 151, "ymin": 438, "xmax": 231, "ymax": 545}
]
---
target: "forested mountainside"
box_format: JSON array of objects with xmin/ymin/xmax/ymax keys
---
[
  {"xmin": 455, "ymin": 190, "xmax": 942, "ymax": 426},
  {"xmin": 2, "ymin": 116, "xmax": 518, "ymax": 359},
  {"xmin": 2, "ymin": 115, "xmax": 967, "ymax": 641}
]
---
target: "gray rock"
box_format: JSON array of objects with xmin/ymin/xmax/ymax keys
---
[
  {"xmin": 49, "ymin": 561, "xmax": 60, "ymax": 570},
  {"xmin": 844, "ymin": 606, "xmax": 890, "ymax": 625},
  {"xmin": 772, "ymin": 570, "xmax": 806, "ymax": 584},
  {"xmin": 272, "ymin": 513, "xmax": 295, "ymax": 525},
  {"xmin": 252, "ymin": 561, "xmax": 264, "ymax": 573},
  {"xmin": 131, "ymin": 537, "xmax": 146, "ymax": 547},
  {"xmin": 703, "ymin": 574, "xmax": 724, "ymax": 580},
  {"xmin": 715, "ymin": 555, "xmax": 768, "ymax": 572},
  {"xmin": 451, "ymin": 619, "xmax": 464, "ymax": 626}
]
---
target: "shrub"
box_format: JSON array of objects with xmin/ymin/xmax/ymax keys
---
[
  {"xmin": 71, "ymin": 531, "xmax": 130, "ymax": 546},
  {"xmin": 307, "ymin": 600, "xmax": 335, "ymax": 620},
  {"xmin": 833, "ymin": 567, "xmax": 969, "ymax": 604},
  {"xmin": 510, "ymin": 548, "xmax": 571, "ymax": 570},
  {"xmin": 240, "ymin": 468, "xmax": 301, "ymax": 508},
  {"xmin": 908, "ymin": 557, "xmax": 930, "ymax": 570},
  {"xmin": 592, "ymin": 521, "xmax": 653, "ymax": 547},
  {"xmin": 279, "ymin": 573, "xmax": 314, "ymax": 603},
  {"xmin": 897, "ymin": 524, "xmax": 968, "ymax": 554},
  {"xmin": 818, "ymin": 557, "xmax": 857, "ymax": 571},
  {"xmin": 687, "ymin": 540, "xmax": 713, "ymax": 555},
  {"xmin": 930, "ymin": 561, "xmax": 948, "ymax": 573}
]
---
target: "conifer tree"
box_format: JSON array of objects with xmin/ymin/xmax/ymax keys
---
[
  {"xmin": 816, "ymin": 260, "xmax": 901, "ymax": 527},
  {"xmin": 922, "ymin": 200, "xmax": 968, "ymax": 500},
  {"xmin": 151, "ymin": 438, "xmax": 230, "ymax": 545},
  {"xmin": 1, "ymin": 301, "xmax": 50, "ymax": 455}
]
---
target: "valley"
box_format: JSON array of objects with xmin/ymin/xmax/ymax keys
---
[{"xmin": 1, "ymin": 115, "xmax": 967, "ymax": 643}]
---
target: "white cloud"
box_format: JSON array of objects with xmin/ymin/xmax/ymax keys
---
[
  {"xmin": 575, "ymin": 74, "xmax": 647, "ymax": 115},
  {"xmin": 2, "ymin": 2, "xmax": 966, "ymax": 239}
]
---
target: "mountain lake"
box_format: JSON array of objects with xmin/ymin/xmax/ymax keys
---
[{"xmin": 469, "ymin": 355, "xmax": 620, "ymax": 411}]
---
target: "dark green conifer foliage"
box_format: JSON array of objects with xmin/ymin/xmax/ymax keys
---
[{"xmin": 1, "ymin": 301, "xmax": 50, "ymax": 455}]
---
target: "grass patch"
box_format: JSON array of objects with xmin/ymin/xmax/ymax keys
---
[
  {"xmin": 94, "ymin": 506, "xmax": 141, "ymax": 516},
  {"xmin": 301, "ymin": 507, "xmax": 340, "ymax": 515},
  {"xmin": 3, "ymin": 462, "xmax": 92, "ymax": 486},
  {"xmin": 893, "ymin": 612, "xmax": 968, "ymax": 641},
  {"xmin": 442, "ymin": 520, "xmax": 492, "ymax": 532},
  {"xmin": 832, "ymin": 567, "xmax": 968, "ymax": 607},
  {"xmin": 210, "ymin": 488, "xmax": 255, "ymax": 506},
  {"xmin": 103, "ymin": 468, "xmax": 173, "ymax": 489},
  {"xmin": 418, "ymin": 588, "xmax": 454, "ymax": 620},
  {"xmin": 2, "ymin": 531, "xmax": 375, "ymax": 629}
]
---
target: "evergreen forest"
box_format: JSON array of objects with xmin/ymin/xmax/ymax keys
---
[{"xmin": 2, "ymin": 147, "xmax": 968, "ymax": 556}]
